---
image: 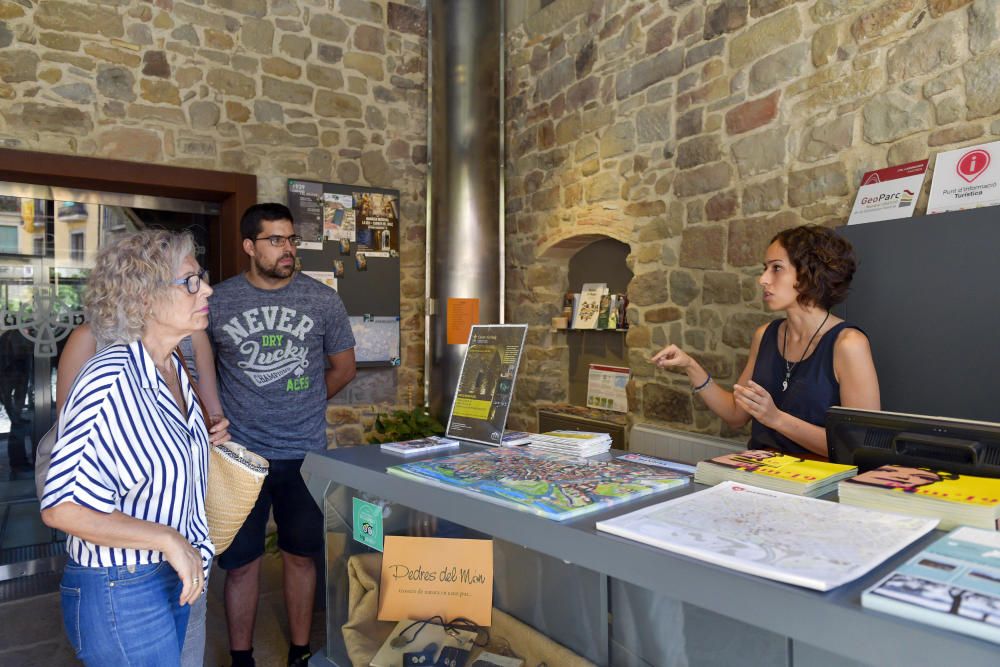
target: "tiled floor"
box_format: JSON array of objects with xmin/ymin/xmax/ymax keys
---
[{"xmin": 0, "ymin": 554, "xmax": 327, "ymax": 667}]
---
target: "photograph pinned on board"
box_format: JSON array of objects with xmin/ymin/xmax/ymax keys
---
[
  {"xmin": 356, "ymin": 253, "xmax": 368, "ymax": 271},
  {"xmin": 333, "ymin": 260, "xmax": 345, "ymax": 278},
  {"xmin": 339, "ymin": 237, "xmax": 351, "ymax": 255},
  {"xmin": 322, "ymin": 192, "xmax": 354, "ymax": 241}
]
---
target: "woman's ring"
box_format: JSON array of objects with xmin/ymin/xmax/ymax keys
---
[{"xmin": 193, "ymin": 577, "xmax": 200, "ymax": 585}]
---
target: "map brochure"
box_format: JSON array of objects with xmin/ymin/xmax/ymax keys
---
[
  {"xmin": 380, "ymin": 435, "xmax": 460, "ymax": 457},
  {"xmin": 617, "ymin": 453, "xmax": 696, "ymax": 475},
  {"xmin": 446, "ymin": 324, "xmax": 527, "ymax": 446},
  {"xmin": 387, "ymin": 447, "xmax": 689, "ymax": 521},
  {"xmin": 862, "ymin": 526, "xmax": 1000, "ymax": 644},
  {"xmin": 839, "ymin": 465, "xmax": 1000, "ymax": 531},
  {"xmin": 694, "ymin": 450, "xmax": 857, "ymax": 497},
  {"xmin": 500, "ymin": 430, "xmax": 532, "ymax": 447},
  {"xmin": 596, "ymin": 481, "xmax": 938, "ymax": 591}
]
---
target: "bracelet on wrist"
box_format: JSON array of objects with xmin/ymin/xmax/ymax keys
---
[{"xmin": 692, "ymin": 374, "xmax": 712, "ymax": 393}]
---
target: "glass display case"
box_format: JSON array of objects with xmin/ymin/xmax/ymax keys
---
[{"xmin": 305, "ymin": 444, "xmax": 1000, "ymax": 667}]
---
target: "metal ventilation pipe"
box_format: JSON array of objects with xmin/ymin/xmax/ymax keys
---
[{"xmin": 425, "ymin": 0, "xmax": 504, "ymax": 419}]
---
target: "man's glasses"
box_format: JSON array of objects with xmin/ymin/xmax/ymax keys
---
[
  {"xmin": 171, "ymin": 268, "xmax": 208, "ymax": 295},
  {"xmin": 254, "ymin": 234, "xmax": 302, "ymax": 247}
]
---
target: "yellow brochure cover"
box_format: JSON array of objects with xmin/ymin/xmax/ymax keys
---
[
  {"xmin": 844, "ymin": 465, "xmax": 1000, "ymax": 507},
  {"xmin": 706, "ymin": 450, "xmax": 855, "ymax": 484}
]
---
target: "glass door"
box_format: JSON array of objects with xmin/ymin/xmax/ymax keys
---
[{"xmin": 0, "ymin": 183, "xmax": 218, "ymax": 589}]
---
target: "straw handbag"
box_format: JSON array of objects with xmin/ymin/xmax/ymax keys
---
[
  {"xmin": 178, "ymin": 350, "xmax": 268, "ymax": 554},
  {"xmin": 205, "ymin": 441, "xmax": 268, "ymax": 553}
]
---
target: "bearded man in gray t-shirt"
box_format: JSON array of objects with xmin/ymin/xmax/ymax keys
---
[{"xmin": 209, "ymin": 203, "xmax": 356, "ymax": 667}]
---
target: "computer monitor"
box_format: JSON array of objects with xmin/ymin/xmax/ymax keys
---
[{"xmin": 827, "ymin": 407, "xmax": 1000, "ymax": 479}]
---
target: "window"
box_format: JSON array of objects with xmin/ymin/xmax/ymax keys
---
[
  {"xmin": 70, "ymin": 231, "xmax": 85, "ymax": 262},
  {"xmin": 32, "ymin": 236, "xmax": 44, "ymax": 255},
  {"xmin": 0, "ymin": 225, "xmax": 15, "ymax": 253}
]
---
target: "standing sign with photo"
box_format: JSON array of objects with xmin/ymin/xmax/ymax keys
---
[
  {"xmin": 322, "ymin": 192, "xmax": 355, "ymax": 241},
  {"xmin": 446, "ymin": 325, "xmax": 528, "ymax": 446}
]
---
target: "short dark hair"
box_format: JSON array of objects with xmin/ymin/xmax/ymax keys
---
[
  {"xmin": 240, "ymin": 203, "xmax": 294, "ymax": 240},
  {"xmin": 770, "ymin": 225, "xmax": 857, "ymax": 310}
]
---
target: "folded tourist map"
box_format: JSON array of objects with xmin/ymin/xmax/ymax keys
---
[{"xmin": 596, "ymin": 481, "xmax": 937, "ymax": 591}]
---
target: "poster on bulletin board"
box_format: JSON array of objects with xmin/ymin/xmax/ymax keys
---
[{"xmin": 288, "ymin": 179, "xmax": 401, "ymax": 367}]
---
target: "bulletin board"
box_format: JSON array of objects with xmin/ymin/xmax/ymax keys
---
[{"xmin": 288, "ymin": 178, "xmax": 401, "ymax": 367}]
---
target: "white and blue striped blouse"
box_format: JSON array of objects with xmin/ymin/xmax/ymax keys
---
[{"xmin": 41, "ymin": 340, "xmax": 215, "ymax": 573}]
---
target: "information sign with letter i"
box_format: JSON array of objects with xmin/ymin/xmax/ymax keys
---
[
  {"xmin": 446, "ymin": 324, "xmax": 527, "ymax": 446},
  {"xmin": 927, "ymin": 139, "xmax": 1000, "ymax": 214}
]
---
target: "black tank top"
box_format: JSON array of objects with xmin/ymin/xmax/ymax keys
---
[{"xmin": 749, "ymin": 319, "xmax": 862, "ymax": 455}]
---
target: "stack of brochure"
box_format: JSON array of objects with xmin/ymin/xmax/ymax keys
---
[
  {"xmin": 838, "ymin": 465, "xmax": 1000, "ymax": 530},
  {"xmin": 379, "ymin": 435, "xmax": 460, "ymax": 457},
  {"xmin": 527, "ymin": 430, "xmax": 612, "ymax": 457},
  {"xmin": 694, "ymin": 450, "xmax": 857, "ymax": 497},
  {"xmin": 596, "ymin": 481, "xmax": 937, "ymax": 591},
  {"xmin": 862, "ymin": 526, "xmax": 1000, "ymax": 644}
]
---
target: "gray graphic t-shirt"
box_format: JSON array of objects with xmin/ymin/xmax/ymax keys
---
[{"xmin": 209, "ymin": 273, "xmax": 355, "ymax": 459}]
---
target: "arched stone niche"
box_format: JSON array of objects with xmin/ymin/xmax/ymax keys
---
[{"xmin": 529, "ymin": 233, "xmax": 633, "ymax": 411}]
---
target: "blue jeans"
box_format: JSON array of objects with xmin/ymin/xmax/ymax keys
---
[
  {"xmin": 180, "ymin": 577, "xmax": 208, "ymax": 667},
  {"xmin": 61, "ymin": 560, "xmax": 190, "ymax": 667}
]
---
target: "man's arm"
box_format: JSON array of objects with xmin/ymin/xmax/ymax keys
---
[{"xmin": 325, "ymin": 348, "xmax": 356, "ymax": 400}]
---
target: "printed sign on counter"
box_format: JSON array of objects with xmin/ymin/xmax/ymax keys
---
[
  {"xmin": 927, "ymin": 140, "xmax": 1000, "ymax": 214},
  {"xmin": 352, "ymin": 497, "xmax": 384, "ymax": 552},
  {"xmin": 446, "ymin": 324, "xmax": 527, "ymax": 446},
  {"xmin": 377, "ymin": 536, "xmax": 493, "ymax": 625},
  {"xmin": 848, "ymin": 160, "xmax": 928, "ymax": 225}
]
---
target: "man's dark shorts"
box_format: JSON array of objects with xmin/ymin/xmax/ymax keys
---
[{"xmin": 217, "ymin": 458, "xmax": 323, "ymax": 570}]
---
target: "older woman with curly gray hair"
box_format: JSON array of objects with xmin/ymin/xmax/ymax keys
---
[{"xmin": 41, "ymin": 230, "xmax": 217, "ymax": 667}]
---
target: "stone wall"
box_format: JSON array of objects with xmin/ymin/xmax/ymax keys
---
[
  {"xmin": 0, "ymin": 0, "xmax": 428, "ymax": 445},
  {"xmin": 505, "ymin": 0, "xmax": 1000, "ymax": 438}
]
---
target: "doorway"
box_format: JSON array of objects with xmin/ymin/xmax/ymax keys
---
[{"xmin": 0, "ymin": 183, "xmax": 220, "ymax": 590}]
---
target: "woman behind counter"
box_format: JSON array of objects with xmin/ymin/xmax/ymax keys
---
[
  {"xmin": 652, "ymin": 225, "xmax": 880, "ymax": 458},
  {"xmin": 41, "ymin": 230, "xmax": 215, "ymax": 666}
]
